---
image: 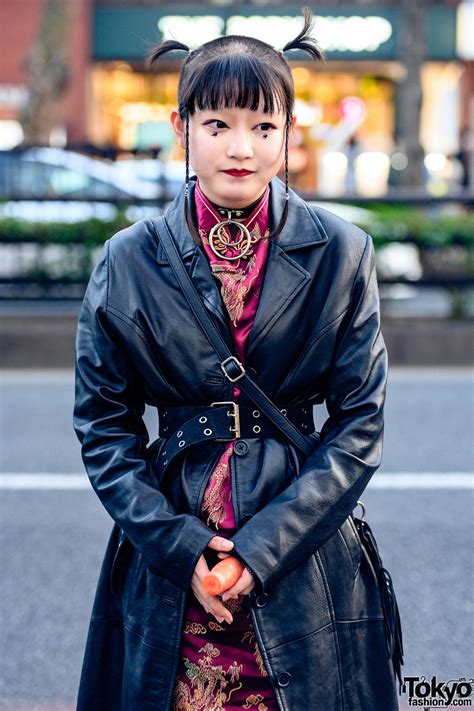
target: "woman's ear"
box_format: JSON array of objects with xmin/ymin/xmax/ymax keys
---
[{"xmin": 170, "ymin": 108, "xmax": 185, "ymax": 149}]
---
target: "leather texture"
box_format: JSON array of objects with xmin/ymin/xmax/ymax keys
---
[{"xmin": 73, "ymin": 175, "xmax": 399, "ymax": 710}]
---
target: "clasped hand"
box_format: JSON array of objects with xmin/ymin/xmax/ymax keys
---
[{"xmin": 190, "ymin": 536, "xmax": 255, "ymax": 625}]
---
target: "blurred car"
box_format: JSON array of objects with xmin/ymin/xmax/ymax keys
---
[
  {"xmin": 0, "ymin": 146, "xmax": 162, "ymax": 200},
  {"xmin": 0, "ymin": 148, "xmax": 187, "ymax": 222}
]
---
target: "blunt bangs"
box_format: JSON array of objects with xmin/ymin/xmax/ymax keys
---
[{"xmin": 184, "ymin": 54, "xmax": 291, "ymax": 117}]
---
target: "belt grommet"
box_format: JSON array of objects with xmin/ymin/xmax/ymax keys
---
[
  {"xmin": 253, "ymin": 425, "xmax": 261, "ymax": 434},
  {"xmin": 199, "ymin": 416, "xmax": 207, "ymax": 423},
  {"xmin": 179, "ymin": 440, "xmax": 185, "ymax": 447},
  {"xmin": 281, "ymin": 408, "xmax": 287, "ymax": 416},
  {"xmin": 204, "ymin": 428, "xmax": 213, "ymax": 436},
  {"xmin": 252, "ymin": 410, "xmax": 260, "ymax": 418},
  {"xmin": 177, "ymin": 430, "xmax": 183, "ymax": 437}
]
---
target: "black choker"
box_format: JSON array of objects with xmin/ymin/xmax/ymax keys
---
[{"xmin": 206, "ymin": 191, "xmax": 265, "ymax": 220}]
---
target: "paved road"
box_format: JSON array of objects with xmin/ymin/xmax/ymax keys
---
[{"xmin": 0, "ymin": 367, "xmax": 473, "ymax": 710}]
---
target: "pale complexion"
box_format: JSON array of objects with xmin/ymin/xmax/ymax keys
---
[
  {"xmin": 170, "ymin": 103, "xmax": 296, "ymax": 209},
  {"xmin": 170, "ymin": 102, "xmax": 295, "ymax": 623}
]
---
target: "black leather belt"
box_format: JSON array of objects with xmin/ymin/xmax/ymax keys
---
[{"xmin": 153, "ymin": 401, "xmax": 315, "ymax": 476}]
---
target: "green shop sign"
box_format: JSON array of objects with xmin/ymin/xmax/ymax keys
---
[{"xmin": 94, "ymin": 6, "xmax": 456, "ymax": 62}]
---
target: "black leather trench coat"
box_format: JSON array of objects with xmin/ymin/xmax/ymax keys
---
[{"xmin": 73, "ymin": 175, "xmax": 399, "ymax": 710}]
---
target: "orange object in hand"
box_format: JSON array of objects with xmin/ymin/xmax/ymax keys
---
[{"xmin": 203, "ymin": 556, "xmax": 245, "ymax": 595}]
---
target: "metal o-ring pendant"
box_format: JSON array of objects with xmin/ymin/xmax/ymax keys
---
[
  {"xmin": 212, "ymin": 222, "xmax": 245, "ymax": 248},
  {"xmin": 208, "ymin": 219, "xmax": 252, "ymax": 261}
]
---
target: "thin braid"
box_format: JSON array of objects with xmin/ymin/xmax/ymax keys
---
[
  {"xmin": 184, "ymin": 111, "xmax": 190, "ymax": 198},
  {"xmin": 183, "ymin": 111, "xmax": 202, "ymax": 245}
]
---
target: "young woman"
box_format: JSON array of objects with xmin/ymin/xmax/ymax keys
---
[{"xmin": 73, "ymin": 9, "xmax": 400, "ymax": 711}]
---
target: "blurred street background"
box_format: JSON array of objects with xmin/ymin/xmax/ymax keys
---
[{"xmin": 0, "ymin": 0, "xmax": 473, "ymax": 709}]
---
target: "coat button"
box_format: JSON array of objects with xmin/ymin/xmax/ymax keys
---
[
  {"xmin": 234, "ymin": 440, "xmax": 249, "ymax": 456},
  {"xmin": 255, "ymin": 593, "xmax": 269, "ymax": 608},
  {"xmin": 277, "ymin": 671, "xmax": 292, "ymax": 687}
]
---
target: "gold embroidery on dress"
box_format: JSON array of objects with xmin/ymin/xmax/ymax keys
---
[
  {"xmin": 242, "ymin": 630, "xmax": 268, "ymax": 677},
  {"xmin": 243, "ymin": 695, "xmax": 269, "ymax": 710},
  {"xmin": 222, "ymin": 594, "xmax": 244, "ymax": 614},
  {"xmin": 208, "ymin": 620, "xmax": 225, "ymax": 632},
  {"xmin": 201, "ymin": 456, "xmax": 230, "ymax": 528},
  {"xmin": 171, "ymin": 642, "xmax": 244, "ymax": 711},
  {"xmin": 184, "ymin": 621, "xmax": 207, "ymax": 635},
  {"xmin": 201, "ymin": 221, "xmax": 265, "ymax": 326},
  {"xmin": 214, "ymin": 252, "xmax": 260, "ymax": 326}
]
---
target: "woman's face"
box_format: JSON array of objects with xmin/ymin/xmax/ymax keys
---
[{"xmin": 171, "ymin": 101, "xmax": 295, "ymax": 208}]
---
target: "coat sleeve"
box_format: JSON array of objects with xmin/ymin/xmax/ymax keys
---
[
  {"xmin": 73, "ymin": 239, "xmax": 217, "ymax": 592},
  {"xmin": 230, "ymin": 233, "xmax": 388, "ymax": 595}
]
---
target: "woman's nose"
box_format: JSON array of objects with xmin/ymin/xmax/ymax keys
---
[{"xmin": 226, "ymin": 131, "xmax": 254, "ymax": 160}]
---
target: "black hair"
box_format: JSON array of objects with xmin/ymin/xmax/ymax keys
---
[{"xmin": 145, "ymin": 7, "xmax": 325, "ymax": 244}]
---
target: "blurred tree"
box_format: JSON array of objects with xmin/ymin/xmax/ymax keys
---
[
  {"xmin": 19, "ymin": 0, "xmax": 72, "ymax": 145},
  {"xmin": 396, "ymin": 0, "xmax": 426, "ymax": 187}
]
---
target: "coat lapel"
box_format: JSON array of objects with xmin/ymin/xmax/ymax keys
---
[
  {"xmin": 244, "ymin": 179, "xmax": 329, "ymax": 358},
  {"xmin": 157, "ymin": 175, "xmax": 329, "ymax": 359}
]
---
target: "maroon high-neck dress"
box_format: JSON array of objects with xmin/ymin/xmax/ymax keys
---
[{"xmin": 171, "ymin": 180, "xmax": 279, "ymax": 711}]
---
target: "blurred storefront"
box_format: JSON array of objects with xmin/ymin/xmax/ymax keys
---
[
  {"xmin": 0, "ymin": 1, "xmax": 470, "ymax": 194},
  {"xmin": 89, "ymin": 4, "xmax": 466, "ymax": 194}
]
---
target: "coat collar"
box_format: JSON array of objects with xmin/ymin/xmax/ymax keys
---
[
  {"xmin": 158, "ymin": 174, "xmax": 328, "ymax": 261},
  {"xmin": 155, "ymin": 175, "xmax": 329, "ymax": 360}
]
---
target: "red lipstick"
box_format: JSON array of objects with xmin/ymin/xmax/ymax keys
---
[{"xmin": 223, "ymin": 169, "xmax": 254, "ymax": 177}]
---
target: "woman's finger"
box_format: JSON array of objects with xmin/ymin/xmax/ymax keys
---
[
  {"xmin": 207, "ymin": 597, "xmax": 233, "ymax": 624},
  {"xmin": 240, "ymin": 581, "xmax": 255, "ymax": 596},
  {"xmin": 222, "ymin": 569, "xmax": 254, "ymax": 600},
  {"xmin": 207, "ymin": 535, "xmax": 234, "ymax": 552}
]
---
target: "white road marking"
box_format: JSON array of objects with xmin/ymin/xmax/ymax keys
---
[
  {"xmin": 0, "ymin": 367, "xmax": 472, "ymax": 384},
  {"xmin": 0, "ymin": 473, "xmax": 472, "ymax": 490},
  {"xmin": 0, "ymin": 474, "xmax": 90, "ymax": 489}
]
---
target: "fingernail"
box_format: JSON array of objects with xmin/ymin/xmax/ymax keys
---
[
  {"xmin": 217, "ymin": 617, "xmax": 224, "ymax": 623},
  {"xmin": 223, "ymin": 541, "xmax": 233, "ymax": 549}
]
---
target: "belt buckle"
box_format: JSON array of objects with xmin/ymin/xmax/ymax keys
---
[{"xmin": 210, "ymin": 400, "xmax": 241, "ymax": 440}]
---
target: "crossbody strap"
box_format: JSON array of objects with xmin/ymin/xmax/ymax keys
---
[{"xmin": 152, "ymin": 215, "xmax": 317, "ymax": 458}]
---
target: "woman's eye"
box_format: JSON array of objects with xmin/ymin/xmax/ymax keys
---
[
  {"xmin": 210, "ymin": 120, "xmax": 227, "ymax": 129},
  {"xmin": 258, "ymin": 123, "xmax": 275, "ymax": 132}
]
